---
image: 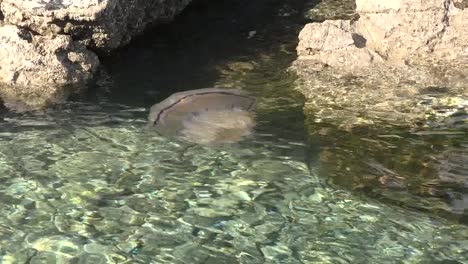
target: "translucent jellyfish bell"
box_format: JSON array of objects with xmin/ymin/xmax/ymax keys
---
[{"xmin": 148, "ymin": 88, "xmax": 256, "ymax": 145}]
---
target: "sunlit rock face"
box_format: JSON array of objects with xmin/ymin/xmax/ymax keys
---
[
  {"xmin": 149, "ymin": 88, "xmax": 256, "ymax": 145},
  {"xmin": 294, "ymin": 0, "xmax": 468, "ymax": 129},
  {"xmin": 0, "ymin": 0, "xmax": 192, "ymax": 110},
  {"xmin": 299, "ymin": 0, "xmax": 468, "ymax": 65},
  {"xmin": 0, "ymin": 25, "xmax": 99, "ymax": 111},
  {"xmin": 0, "ymin": 0, "xmax": 192, "ymax": 51},
  {"xmin": 0, "ymin": 25, "xmax": 98, "ymax": 87},
  {"xmin": 354, "ymin": 0, "xmax": 468, "ymax": 62}
]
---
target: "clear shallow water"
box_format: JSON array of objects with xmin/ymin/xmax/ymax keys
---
[
  {"xmin": 307, "ymin": 122, "xmax": 468, "ymax": 223},
  {"xmin": 1, "ymin": 0, "xmax": 468, "ymax": 263},
  {"xmin": 1, "ymin": 104, "xmax": 468, "ymax": 263}
]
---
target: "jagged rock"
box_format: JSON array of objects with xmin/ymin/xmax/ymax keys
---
[
  {"xmin": 353, "ymin": 0, "xmax": 468, "ymax": 63},
  {"xmin": 0, "ymin": 25, "xmax": 99, "ymax": 111},
  {"xmin": 294, "ymin": 0, "xmax": 468, "ymax": 129},
  {"xmin": 298, "ymin": 0, "xmax": 468, "ymax": 70},
  {"xmin": 0, "ymin": 0, "xmax": 192, "ymax": 110},
  {"xmin": 297, "ymin": 20, "xmax": 383, "ymax": 69},
  {"xmin": 0, "ymin": 0, "xmax": 192, "ymax": 51}
]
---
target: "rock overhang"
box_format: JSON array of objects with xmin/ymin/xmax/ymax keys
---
[{"xmin": 0, "ymin": 0, "xmax": 193, "ymax": 110}]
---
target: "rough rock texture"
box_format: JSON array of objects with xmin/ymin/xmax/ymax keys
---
[
  {"xmin": 0, "ymin": 0, "xmax": 192, "ymax": 110},
  {"xmin": 0, "ymin": 24, "xmax": 99, "ymax": 111},
  {"xmin": 1, "ymin": 0, "xmax": 192, "ymax": 51},
  {"xmin": 354, "ymin": 0, "xmax": 468, "ymax": 63},
  {"xmin": 296, "ymin": 20, "xmax": 383, "ymax": 69},
  {"xmin": 0, "ymin": 25, "xmax": 98, "ymax": 87},
  {"xmin": 294, "ymin": 0, "xmax": 468, "ymax": 129}
]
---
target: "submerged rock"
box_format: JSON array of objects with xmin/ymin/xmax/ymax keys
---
[
  {"xmin": 294, "ymin": 0, "xmax": 468, "ymax": 129},
  {"xmin": 308, "ymin": 121, "xmax": 468, "ymax": 221}
]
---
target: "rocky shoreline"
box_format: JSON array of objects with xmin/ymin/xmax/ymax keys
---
[
  {"xmin": 294, "ymin": 0, "xmax": 468, "ymax": 221},
  {"xmin": 0, "ymin": 0, "xmax": 191, "ymax": 111},
  {"xmin": 1, "ymin": 0, "xmax": 467, "ymax": 128},
  {"xmin": 293, "ymin": 0, "xmax": 468, "ymax": 130}
]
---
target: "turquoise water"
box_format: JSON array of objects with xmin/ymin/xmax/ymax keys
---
[{"xmin": 0, "ymin": 0, "xmax": 467, "ymax": 263}]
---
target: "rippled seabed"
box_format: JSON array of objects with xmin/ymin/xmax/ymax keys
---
[
  {"xmin": 1, "ymin": 0, "xmax": 468, "ymax": 263},
  {"xmin": 0, "ymin": 104, "xmax": 467, "ymax": 264}
]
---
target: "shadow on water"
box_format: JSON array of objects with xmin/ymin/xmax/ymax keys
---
[
  {"xmin": 307, "ymin": 119, "xmax": 468, "ymax": 225},
  {"xmin": 68, "ymin": 0, "xmax": 311, "ymax": 148},
  {"xmin": 0, "ymin": 0, "xmax": 315, "ymax": 181},
  {"xmin": 89, "ymin": 0, "xmax": 307, "ymax": 107},
  {"xmin": 2, "ymin": 0, "xmax": 311, "ymax": 146}
]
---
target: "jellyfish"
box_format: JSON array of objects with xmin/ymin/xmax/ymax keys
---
[{"xmin": 148, "ymin": 88, "xmax": 256, "ymax": 145}]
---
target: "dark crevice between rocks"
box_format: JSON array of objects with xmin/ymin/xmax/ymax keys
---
[
  {"xmin": 17, "ymin": 28, "xmax": 33, "ymax": 43},
  {"xmin": 14, "ymin": 25, "xmax": 42, "ymax": 38},
  {"xmin": 441, "ymin": 0, "xmax": 451, "ymax": 30},
  {"xmin": 427, "ymin": 0, "xmax": 451, "ymax": 51},
  {"xmin": 55, "ymin": 48, "xmax": 75, "ymax": 82},
  {"xmin": 50, "ymin": 18, "xmax": 104, "ymax": 51}
]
